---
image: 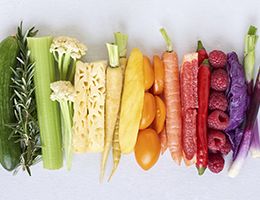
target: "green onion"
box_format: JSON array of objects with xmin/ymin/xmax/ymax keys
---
[
  {"xmin": 27, "ymin": 37, "xmax": 63, "ymax": 170},
  {"xmin": 244, "ymin": 25, "xmax": 258, "ymax": 92}
]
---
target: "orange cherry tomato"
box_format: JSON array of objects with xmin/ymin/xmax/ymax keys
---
[
  {"xmin": 134, "ymin": 128, "xmax": 161, "ymax": 170},
  {"xmin": 152, "ymin": 55, "xmax": 164, "ymax": 95},
  {"xmin": 139, "ymin": 92, "xmax": 156, "ymax": 130},
  {"xmin": 143, "ymin": 56, "xmax": 155, "ymax": 90},
  {"xmin": 152, "ymin": 96, "xmax": 166, "ymax": 133}
]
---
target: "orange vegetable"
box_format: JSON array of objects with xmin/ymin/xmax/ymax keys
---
[
  {"xmin": 152, "ymin": 96, "xmax": 166, "ymax": 133},
  {"xmin": 139, "ymin": 92, "xmax": 156, "ymax": 130},
  {"xmin": 134, "ymin": 128, "xmax": 161, "ymax": 170},
  {"xmin": 143, "ymin": 56, "xmax": 154, "ymax": 90},
  {"xmin": 160, "ymin": 28, "xmax": 182, "ymax": 165},
  {"xmin": 152, "ymin": 55, "xmax": 164, "ymax": 95}
]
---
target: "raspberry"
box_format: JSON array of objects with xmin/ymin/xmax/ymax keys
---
[
  {"xmin": 211, "ymin": 69, "xmax": 228, "ymax": 91},
  {"xmin": 220, "ymin": 137, "xmax": 232, "ymax": 155},
  {"xmin": 209, "ymin": 92, "xmax": 228, "ymax": 111},
  {"xmin": 208, "ymin": 130, "xmax": 226, "ymax": 152},
  {"xmin": 209, "ymin": 50, "xmax": 227, "ymax": 68},
  {"xmin": 208, "ymin": 152, "xmax": 225, "ymax": 173},
  {"xmin": 208, "ymin": 110, "xmax": 229, "ymax": 130}
]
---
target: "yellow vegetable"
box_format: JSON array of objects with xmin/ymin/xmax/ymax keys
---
[
  {"xmin": 100, "ymin": 44, "xmax": 123, "ymax": 181},
  {"xmin": 73, "ymin": 60, "xmax": 107, "ymax": 153},
  {"xmin": 119, "ymin": 48, "xmax": 144, "ymax": 154}
]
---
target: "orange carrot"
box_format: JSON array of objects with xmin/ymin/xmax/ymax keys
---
[{"xmin": 160, "ymin": 28, "xmax": 182, "ymax": 165}]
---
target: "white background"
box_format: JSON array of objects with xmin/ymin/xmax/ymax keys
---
[{"xmin": 0, "ymin": 0, "xmax": 260, "ymax": 200}]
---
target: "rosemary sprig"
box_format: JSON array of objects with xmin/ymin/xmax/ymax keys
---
[{"xmin": 9, "ymin": 22, "xmax": 41, "ymax": 175}]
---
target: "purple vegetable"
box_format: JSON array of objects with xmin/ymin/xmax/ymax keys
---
[
  {"xmin": 250, "ymin": 122, "xmax": 260, "ymax": 158},
  {"xmin": 228, "ymin": 68, "xmax": 260, "ymax": 177},
  {"xmin": 225, "ymin": 52, "xmax": 248, "ymax": 155}
]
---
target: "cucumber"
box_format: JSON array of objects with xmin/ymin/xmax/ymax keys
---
[{"xmin": 0, "ymin": 36, "xmax": 21, "ymax": 171}]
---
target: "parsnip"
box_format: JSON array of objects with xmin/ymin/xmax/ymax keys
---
[{"xmin": 100, "ymin": 44, "xmax": 123, "ymax": 181}]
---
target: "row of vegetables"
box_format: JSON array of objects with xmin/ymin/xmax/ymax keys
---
[{"xmin": 0, "ymin": 23, "xmax": 259, "ymax": 181}]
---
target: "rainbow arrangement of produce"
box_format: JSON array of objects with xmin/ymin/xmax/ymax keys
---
[{"xmin": 0, "ymin": 22, "xmax": 259, "ymax": 181}]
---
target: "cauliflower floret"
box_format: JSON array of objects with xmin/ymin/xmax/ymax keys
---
[
  {"xmin": 50, "ymin": 81, "xmax": 75, "ymax": 102},
  {"xmin": 50, "ymin": 36, "xmax": 87, "ymax": 60}
]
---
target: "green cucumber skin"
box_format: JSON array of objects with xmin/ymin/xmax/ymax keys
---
[{"xmin": 0, "ymin": 36, "xmax": 21, "ymax": 171}]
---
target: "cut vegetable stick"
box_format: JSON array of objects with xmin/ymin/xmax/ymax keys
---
[
  {"xmin": 73, "ymin": 60, "xmax": 107, "ymax": 152},
  {"xmin": 160, "ymin": 28, "xmax": 182, "ymax": 165},
  {"xmin": 119, "ymin": 48, "xmax": 144, "ymax": 154},
  {"xmin": 100, "ymin": 44, "xmax": 123, "ymax": 181},
  {"xmin": 27, "ymin": 37, "xmax": 63, "ymax": 169},
  {"xmin": 181, "ymin": 53, "xmax": 198, "ymax": 161}
]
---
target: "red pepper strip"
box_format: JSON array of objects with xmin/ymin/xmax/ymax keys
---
[
  {"xmin": 196, "ymin": 59, "xmax": 211, "ymax": 175},
  {"xmin": 197, "ymin": 40, "xmax": 208, "ymax": 66}
]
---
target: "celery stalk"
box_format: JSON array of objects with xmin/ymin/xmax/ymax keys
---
[{"xmin": 27, "ymin": 37, "xmax": 63, "ymax": 169}]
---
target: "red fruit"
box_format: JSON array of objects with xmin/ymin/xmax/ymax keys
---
[
  {"xmin": 209, "ymin": 50, "xmax": 227, "ymax": 68},
  {"xmin": 208, "ymin": 110, "xmax": 229, "ymax": 130},
  {"xmin": 208, "ymin": 130, "xmax": 226, "ymax": 152},
  {"xmin": 220, "ymin": 137, "xmax": 232, "ymax": 155},
  {"xmin": 211, "ymin": 69, "xmax": 228, "ymax": 91},
  {"xmin": 208, "ymin": 152, "xmax": 225, "ymax": 173},
  {"xmin": 209, "ymin": 92, "xmax": 228, "ymax": 111}
]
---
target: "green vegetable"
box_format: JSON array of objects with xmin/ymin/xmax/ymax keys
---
[
  {"xmin": 27, "ymin": 36, "xmax": 62, "ymax": 170},
  {"xmin": 50, "ymin": 36, "xmax": 87, "ymax": 81},
  {"xmin": 50, "ymin": 36, "xmax": 86, "ymax": 170},
  {"xmin": 8, "ymin": 23, "xmax": 41, "ymax": 175},
  {"xmin": 244, "ymin": 25, "xmax": 258, "ymax": 90},
  {"xmin": 0, "ymin": 36, "xmax": 21, "ymax": 171},
  {"xmin": 50, "ymin": 81, "xmax": 74, "ymax": 170}
]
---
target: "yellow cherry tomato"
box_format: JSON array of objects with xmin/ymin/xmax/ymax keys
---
[
  {"xmin": 139, "ymin": 92, "xmax": 156, "ymax": 130},
  {"xmin": 143, "ymin": 56, "xmax": 155, "ymax": 91},
  {"xmin": 152, "ymin": 96, "xmax": 166, "ymax": 133},
  {"xmin": 152, "ymin": 55, "xmax": 164, "ymax": 95},
  {"xmin": 135, "ymin": 128, "xmax": 161, "ymax": 170}
]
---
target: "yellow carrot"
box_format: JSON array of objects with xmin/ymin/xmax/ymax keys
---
[
  {"xmin": 119, "ymin": 48, "xmax": 144, "ymax": 154},
  {"xmin": 100, "ymin": 43, "xmax": 123, "ymax": 181}
]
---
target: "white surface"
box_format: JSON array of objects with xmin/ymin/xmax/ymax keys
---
[{"xmin": 0, "ymin": 0, "xmax": 260, "ymax": 200}]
